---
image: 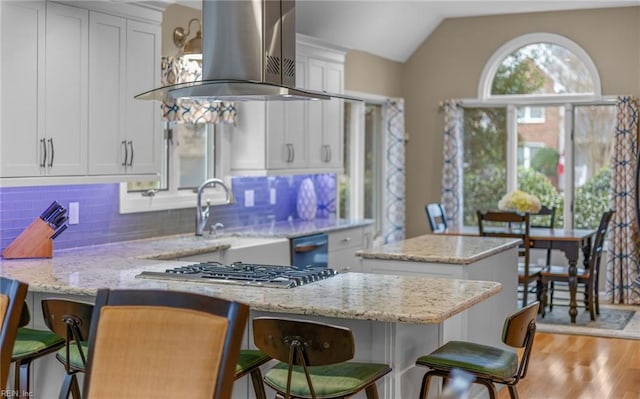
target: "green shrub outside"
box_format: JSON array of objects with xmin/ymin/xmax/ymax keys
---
[{"xmin": 463, "ymin": 166, "xmax": 611, "ymax": 229}]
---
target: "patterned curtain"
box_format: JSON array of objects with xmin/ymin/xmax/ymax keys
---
[
  {"xmin": 382, "ymin": 99, "xmax": 406, "ymax": 244},
  {"xmin": 607, "ymin": 96, "xmax": 640, "ymax": 304},
  {"xmin": 161, "ymin": 56, "xmax": 237, "ymax": 124},
  {"xmin": 440, "ymin": 100, "xmax": 463, "ymax": 230}
]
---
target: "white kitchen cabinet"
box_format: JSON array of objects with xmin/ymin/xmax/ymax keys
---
[
  {"xmin": 124, "ymin": 20, "xmax": 161, "ymax": 175},
  {"xmin": 1, "ymin": 1, "xmax": 45, "ymax": 177},
  {"xmin": 328, "ymin": 225, "xmax": 373, "ymax": 273},
  {"xmin": 88, "ymin": 11, "xmax": 126, "ymax": 175},
  {"xmin": 1, "ymin": 1, "xmax": 162, "ymax": 184},
  {"xmin": 229, "ymin": 36, "xmax": 345, "ymax": 176},
  {"xmin": 88, "ymin": 15, "xmax": 160, "ymax": 176},
  {"xmin": 304, "ymin": 52, "xmax": 344, "ymax": 171},
  {"xmin": 1, "ymin": 1, "xmax": 88, "ymax": 177}
]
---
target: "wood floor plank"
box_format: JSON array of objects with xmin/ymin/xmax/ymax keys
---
[{"xmin": 495, "ymin": 333, "xmax": 640, "ymax": 399}]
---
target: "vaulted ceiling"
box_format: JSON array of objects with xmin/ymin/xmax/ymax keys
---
[{"xmin": 171, "ymin": 0, "xmax": 639, "ymax": 62}]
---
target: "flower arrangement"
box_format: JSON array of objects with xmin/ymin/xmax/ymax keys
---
[{"xmin": 498, "ymin": 190, "xmax": 542, "ymax": 213}]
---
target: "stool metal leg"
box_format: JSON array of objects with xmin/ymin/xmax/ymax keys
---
[{"xmin": 249, "ymin": 368, "xmax": 266, "ymax": 399}]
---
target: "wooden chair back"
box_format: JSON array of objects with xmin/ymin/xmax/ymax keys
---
[
  {"xmin": 83, "ymin": 289, "xmax": 248, "ymax": 399},
  {"xmin": 253, "ymin": 317, "xmax": 355, "ymax": 366},
  {"xmin": 477, "ymin": 210, "xmax": 531, "ymax": 258},
  {"xmin": 588, "ymin": 209, "xmax": 615, "ymax": 288},
  {"xmin": 531, "ymin": 205, "xmax": 556, "ymax": 265},
  {"xmin": 42, "ymin": 298, "xmax": 94, "ymax": 372},
  {"xmin": 253, "ymin": 317, "xmax": 356, "ymax": 398},
  {"xmin": 425, "ymin": 203, "xmax": 448, "ymax": 233},
  {"xmin": 502, "ymin": 301, "xmax": 539, "ymax": 382},
  {"xmin": 0, "ymin": 277, "xmax": 28, "ymax": 391}
]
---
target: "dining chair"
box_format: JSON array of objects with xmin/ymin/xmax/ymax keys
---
[
  {"xmin": 540, "ymin": 209, "xmax": 614, "ymax": 320},
  {"xmin": 41, "ymin": 298, "xmax": 95, "ymax": 399},
  {"xmin": 477, "ymin": 210, "xmax": 543, "ymax": 308},
  {"xmin": 82, "ymin": 289, "xmax": 249, "ymax": 399},
  {"xmin": 253, "ymin": 316, "xmax": 392, "ymax": 399},
  {"xmin": 0, "ymin": 277, "xmax": 28, "ymax": 392},
  {"xmin": 426, "ymin": 203, "xmax": 448, "ymax": 233},
  {"xmin": 530, "ymin": 205, "xmax": 556, "ymax": 266},
  {"xmin": 12, "ymin": 303, "xmax": 65, "ymax": 398},
  {"xmin": 415, "ymin": 301, "xmax": 539, "ymax": 399}
]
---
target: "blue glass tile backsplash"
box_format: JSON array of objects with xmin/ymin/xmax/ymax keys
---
[{"xmin": 0, "ymin": 174, "xmax": 336, "ymax": 251}]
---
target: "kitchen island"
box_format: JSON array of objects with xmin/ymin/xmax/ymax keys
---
[
  {"xmin": 0, "ymin": 234, "xmax": 501, "ymax": 399},
  {"xmin": 358, "ymin": 234, "xmax": 521, "ymax": 350}
]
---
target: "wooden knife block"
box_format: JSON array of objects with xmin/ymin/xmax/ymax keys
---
[{"xmin": 2, "ymin": 218, "xmax": 54, "ymax": 259}]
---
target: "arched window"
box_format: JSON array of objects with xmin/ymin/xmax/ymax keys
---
[
  {"xmin": 456, "ymin": 33, "xmax": 615, "ymax": 230},
  {"xmin": 478, "ymin": 33, "xmax": 601, "ymax": 100}
]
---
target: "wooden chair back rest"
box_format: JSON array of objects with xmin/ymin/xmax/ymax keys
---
[
  {"xmin": 502, "ymin": 301, "xmax": 539, "ymax": 381},
  {"xmin": 426, "ymin": 203, "xmax": 448, "ymax": 233},
  {"xmin": 477, "ymin": 210, "xmax": 531, "ymax": 258},
  {"xmin": 253, "ymin": 317, "xmax": 355, "ymax": 366},
  {"xmin": 42, "ymin": 299, "xmax": 95, "ymax": 371},
  {"xmin": 530, "ymin": 205, "xmax": 556, "ymax": 229},
  {"xmin": 83, "ymin": 289, "xmax": 248, "ymax": 399},
  {"xmin": 588, "ymin": 210, "xmax": 615, "ymax": 280},
  {"xmin": 0, "ymin": 277, "xmax": 28, "ymax": 391}
]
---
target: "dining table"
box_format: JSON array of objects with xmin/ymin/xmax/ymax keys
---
[{"xmin": 441, "ymin": 226, "xmax": 597, "ymax": 323}]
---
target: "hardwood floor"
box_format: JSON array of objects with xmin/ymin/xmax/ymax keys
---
[{"xmin": 497, "ymin": 332, "xmax": 640, "ymax": 398}]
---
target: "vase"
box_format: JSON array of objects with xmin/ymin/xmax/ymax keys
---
[
  {"xmin": 315, "ymin": 174, "xmax": 336, "ymax": 218},
  {"xmin": 297, "ymin": 178, "xmax": 317, "ymax": 220}
]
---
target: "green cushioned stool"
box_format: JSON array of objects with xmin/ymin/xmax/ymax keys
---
[
  {"xmin": 11, "ymin": 304, "xmax": 65, "ymax": 397},
  {"xmin": 253, "ymin": 317, "xmax": 392, "ymax": 399},
  {"xmin": 415, "ymin": 301, "xmax": 540, "ymax": 399},
  {"xmin": 235, "ymin": 349, "xmax": 271, "ymax": 399},
  {"xmin": 42, "ymin": 298, "xmax": 94, "ymax": 399}
]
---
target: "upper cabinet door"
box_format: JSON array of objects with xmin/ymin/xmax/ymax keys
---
[
  {"xmin": 1, "ymin": 1, "xmax": 45, "ymax": 177},
  {"xmin": 88, "ymin": 12, "xmax": 126, "ymax": 175},
  {"xmin": 125, "ymin": 20, "xmax": 161, "ymax": 175},
  {"xmin": 44, "ymin": 2, "xmax": 88, "ymax": 176}
]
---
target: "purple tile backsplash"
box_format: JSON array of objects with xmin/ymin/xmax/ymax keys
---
[{"xmin": 0, "ymin": 174, "xmax": 336, "ymax": 251}]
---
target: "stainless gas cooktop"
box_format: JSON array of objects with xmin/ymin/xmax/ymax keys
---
[{"xmin": 136, "ymin": 262, "xmax": 338, "ymax": 289}]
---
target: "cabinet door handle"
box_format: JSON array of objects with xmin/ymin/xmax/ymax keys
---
[
  {"xmin": 121, "ymin": 140, "xmax": 128, "ymax": 167},
  {"xmin": 40, "ymin": 138, "xmax": 47, "ymax": 168},
  {"xmin": 341, "ymin": 237, "xmax": 352, "ymax": 243},
  {"xmin": 48, "ymin": 138, "xmax": 54, "ymax": 167},
  {"xmin": 286, "ymin": 143, "xmax": 295, "ymax": 163},
  {"xmin": 128, "ymin": 140, "xmax": 134, "ymax": 166},
  {"xmin": 327, "ymin": 145, "xmax": 332, "ymax": 162}
]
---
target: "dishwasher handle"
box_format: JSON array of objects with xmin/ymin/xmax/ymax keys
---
[{"xmin": 294, "ymin": 240, "xmax": 328, "ymax": 253}]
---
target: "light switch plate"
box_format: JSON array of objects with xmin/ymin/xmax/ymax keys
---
[
  {"xmin": 244, "ymin": 190, "xmax": 254, "ymax": 207},
  {"xmin": 68, "ymin": 202, "xmax": 79, "ymax": 225}
]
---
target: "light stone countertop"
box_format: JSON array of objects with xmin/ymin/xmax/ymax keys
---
[
  {"xmin": 224, "ymin": 218, "xmax": 374, "ymax": 238},
  {"xmin": 357, "ymin": 234, "xmax": 521, "ymax": 265},
  {"xmin": 0, "ymin": 227, "xmax": 501, "ymax": 325}
]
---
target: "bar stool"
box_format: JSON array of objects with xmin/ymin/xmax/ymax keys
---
[
  {"xmin": 41, "ymin": 298, "xmax": 94, "ymax": 399},
  {"xmin": 0, "ymin": 277, "xmax": 28, "ymax": 392},
  {"xmin": 12, "ymin": 303, "xmax": 65, "ymax": 398},
  {"xmin": 415, "ymin": 302, "xmax": 539, "ymax": 399},
  {"xmin": 253, "ymin": 317, "xmax": 392, "ymax": 399},
  {"xmin": 235, "ymin": 349, "xmax": 271, "ymax": 399}
]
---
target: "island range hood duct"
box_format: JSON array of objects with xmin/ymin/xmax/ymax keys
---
[{"xmin": 136, "ymin": 0, "xmax": 333, "ymax": 102}]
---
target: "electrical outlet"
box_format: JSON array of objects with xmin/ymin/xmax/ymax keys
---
[
  {"xmin": 68, "ymin": 202, "xmax": 79, "ymax": 225},
  {"xmin": 244, "ymin": 190, "xmax": 254, "ymax": 207},
  {"xmin": 270, "ymin": 188, "xmax": 276, "ymax": 205}
]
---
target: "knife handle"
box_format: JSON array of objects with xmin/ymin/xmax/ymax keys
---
[{"xmin": 50, "ymin": 224, "xmax": 68, "ymax": 240}]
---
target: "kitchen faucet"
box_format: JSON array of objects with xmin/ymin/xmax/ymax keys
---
[{"xmin": 196, "ymin": 178, "xmax": 234, "ymax": 236}]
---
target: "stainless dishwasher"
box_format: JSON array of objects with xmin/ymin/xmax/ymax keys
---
[{"xmin": 290, "ymin": 233, "xmax": 328, "ymax": 268}]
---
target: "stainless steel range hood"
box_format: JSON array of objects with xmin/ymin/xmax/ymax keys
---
[{"xmin": 136, "ymin": 0, "xmax": 332, "ymax": 102}]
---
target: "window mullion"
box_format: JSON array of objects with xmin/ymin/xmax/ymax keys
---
[
  {"xmin": 506, "ymin": 105, "xmax": 518, "ymax": 192},
  {"xmin": 564, "ymin": 104, "xmax": 575, "ymax": 229}
]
